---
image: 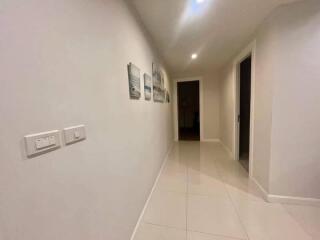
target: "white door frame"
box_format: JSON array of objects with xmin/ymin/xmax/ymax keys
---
[
  {"xmin": 233, "ymin": 41, "xmax": 256, "ymax": 177},
  {"xmin": 173, "ymin": 77, "xmax": 204, "ymax": 141}
]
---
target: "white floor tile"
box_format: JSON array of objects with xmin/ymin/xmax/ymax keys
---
[
  {"xmin": 233, "ymin": 200, "xmax": 312, "ymax": 240},
  {"xmin": 188, "ymin": 169, "xmax": 229, "ymax": 198},
  {"xmin": 134, "ymin": 223, "xmax": 186, "ymax": 240},
  {"xmin": 188, "ymin": 231, "xmax": 246, "ymax": 240},
  {"xmin": 157, "ymin": 169, "xmax": 187, "ymax": 193},
  {"xmin": 225, "ymin": 181, "xmax": 265, "ymax": 203},
  {"xmin": 187, "ymin": 195, "xmax": 248, "ymax": 239},
  {"xmin": 143, "ymin": 190, "xmax": 187, "ymax": 229},
  {"xmin": 283, "ymin": 204, "xmax": 320, "ymax": 240},
  {"xmin": 135, "ymin": 142, "xmax": 314, "ymax": 240}
]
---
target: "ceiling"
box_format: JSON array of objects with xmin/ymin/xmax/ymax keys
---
[{"xmin": 129, "ymin": 0, "xmax": 301, "ymax": 76}]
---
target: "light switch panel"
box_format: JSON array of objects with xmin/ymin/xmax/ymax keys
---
[
  {"xmin": 24, "ymin": 130, "xmax": 61, "ymax": 157},
  {"xmin": 63, "ymin": 125, "xmax": 86, "ymax": 145}
]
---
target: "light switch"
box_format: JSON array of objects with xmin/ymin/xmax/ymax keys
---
[
  {"xmin": 24, "ymin": 130, "xmax": 61, "ymax": 157},
  {"xmin": 49, "ymin": 135, "xmax": 56, "ymax": 145},
  {"xmin": 63, "ymin": 125, "xmax": 86, "ymax": 145},
  {"xmin": 74, "ymin": 131, "xmax": 81, "ymax": 139}
]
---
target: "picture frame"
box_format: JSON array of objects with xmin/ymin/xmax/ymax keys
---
[{"xmin": 127, "ymin": 63, "xmax": 141, "ymax": 99}]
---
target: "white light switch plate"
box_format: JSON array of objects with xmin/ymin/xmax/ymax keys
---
[
  {"xmin": 63, "ymin": 125, "xmax": 86, "ymax": 145},
  {"xmin": 24, "ymin": 130, "xmax": 61, "ymax": 157}
]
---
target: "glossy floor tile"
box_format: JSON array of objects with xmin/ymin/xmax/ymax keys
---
[
  {"xmin": 233, "ymin": 199, "xmax": 312, "ymax": 240},
  {"xmin": 188, "ymin": 194, "xmax": 247, "ymax": 239},
  {"xmin": 133, "ymin": 142, "xmax": 319, "ymax": 240},
  {"xmin": 134, "ymin": 223, "xmax": 186, "ymax": 240},
  {"xmin": 283, "ymin": 204, "xmax": 320, "ymax": 240},
  {"xmin": 188, "ymin": 168, "xmax": 229, "ymax": 197},
  {"xmin": 187, "ymin": 231, "xmax": 243, "ymax": 240},
  {"xmin": 143, "ymin": 190, "xmax": 187, "ymax": 229},
  {"xmin": 157, "ymin": 160, "xmax": 187, "ymax": 193}
]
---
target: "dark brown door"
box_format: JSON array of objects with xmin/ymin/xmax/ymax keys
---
[
  {"xmin": 178, "ymin": 81, "xmax": 200, "ymax": 141},
  {"xmin": 239, "ymin": 56, "xmax": 251, "ymax": 170}
]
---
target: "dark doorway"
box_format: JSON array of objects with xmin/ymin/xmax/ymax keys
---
[
  {"xmin": 239, "ymin": 56, "xmax": 252, "ymax": 172},
  {"xmin": 178, "ymin": 81, "xmax": 200, "ymax": 141}
]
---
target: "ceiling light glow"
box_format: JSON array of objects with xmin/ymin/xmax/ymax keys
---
[
  {"xmin": 191, "ymin": 54, "xmax": 198, "ymax": 59},
  {"xmin": 196, "ymin": 0, "xmax": 205, "ymax": 4}
]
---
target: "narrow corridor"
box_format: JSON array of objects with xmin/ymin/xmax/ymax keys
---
[{"xmin": 133, "ymin": 142, "xmax": 319, "ymax": 240}]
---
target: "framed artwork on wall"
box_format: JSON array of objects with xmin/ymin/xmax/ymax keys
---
[
  {"xmin": 152, "ymin": 62, "xmax": 165, "ymax": 102},
  {"xmin": 127, "ymin": 63, "xmax": 141, "ymax": 99},
  {"xmin": 144, "ymin": 73, "xmax": 152, "ymax": 101}
]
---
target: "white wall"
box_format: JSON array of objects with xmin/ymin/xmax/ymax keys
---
[
  {"xmin": 219, "ymin": 65, "xmax": 236, "ymax": 154},
  {"xmin": 249, "ymin": 13, "xmax": 277, "ymax": 191},
  {"xmin": 0, "ymin": 0, "xmax": 173, "ymax": 240},
  {"xmin": 219, "ymin": 0, "xmax": 320, "ymax": 199},
  {"xmin": 202, "ymin": 74, "xmax": 220, "ymax": 140},
  {"xmin": 269, "ymin": 1, "xmax": 320, "ymax": 199}
]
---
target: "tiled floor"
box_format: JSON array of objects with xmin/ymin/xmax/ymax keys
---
[{"xmin": 133, "ymin": 142, "xmax": 320, "ymax": 240}]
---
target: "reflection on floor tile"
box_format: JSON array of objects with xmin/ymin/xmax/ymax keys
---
[
  {"xmin": 188, "ymin": 194, "xmax": 247, "ymax": 239},
  {"xmin": 133, "ymin": 142, "xmax": 319, "ymax": 240},
  {"xmin": 233, "ymin": 199, "xmax": 312, "ymax": 240},
  {"xmin": 157, "ymin": 159, "xmax": 187, "ymax": 193},
  {"xmin": 226, "ymin": 182, "xmax": 265, "ymax": 203},
  {"xmin": 188, "ymin": 231, "xmax": 244, "ymax": 240},
  {"xmin": 188, "ymin": 169, "xmax": 228, "ymax": 197},
  {"xmin": 134, "ymin": 223, "xmax": 186, "ymax": 240},
  {"xmin": 143, "ymin": 190, "xmax": 186, "ymax": 229},
  {"xmin": 284, "ymin": 204, "xmax": 320, "ymax": 239}
]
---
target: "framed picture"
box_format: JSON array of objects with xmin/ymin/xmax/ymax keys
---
[
  {"xmin": 144, "ymin": 73, "xmax": 152, "ymax": 101},
  {"xmin": 152, "ymin": 62, "xmax": 164, "ymax": 102},
  {"xmin": 128, "ymin": 63, "xmax": 141, "ymax": 99}
]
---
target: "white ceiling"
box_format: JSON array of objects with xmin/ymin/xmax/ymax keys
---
[{"xmin": 129, "ymin": 0, "xmax": 301, "ymax": 76}]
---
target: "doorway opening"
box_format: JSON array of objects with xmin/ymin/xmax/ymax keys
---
[
  {"xmin": 177, "ymin": 81, "xmax": 200, "ymax": 141},
  {"xmin": 238, "ymin": 55, "xmax": 252, "ymax": 172}
]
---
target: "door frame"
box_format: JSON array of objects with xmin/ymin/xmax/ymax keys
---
[
  {"xmin": 234, "ymin": 41, "xmax": 256, "ymax": 177},
  {"xmin": 173, "ymin": 77, "xmax": 203, "ymax": 141}
]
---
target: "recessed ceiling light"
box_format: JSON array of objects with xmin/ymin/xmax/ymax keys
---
[
  {"xmin": 191, "ymin": 54, "xmax": 198, "ymax": 59},
  {"xmin": 196, "ymin": 0, "xmax": 205, "ymax": 4}
]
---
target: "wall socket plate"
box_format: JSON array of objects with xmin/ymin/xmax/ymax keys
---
[
  {"xmin": 63, "ymin": 125, "xmax": 86, "ymax": 145},
  {"xmin": 24, "ymin": 130, "xmax": 61, "ymax": 157}
]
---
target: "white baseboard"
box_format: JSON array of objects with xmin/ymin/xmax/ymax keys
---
[
  {"xmin": 268, "ymin": 194, "xmax": 320, "ymax": 207},
  {"xmin": 219, "ymin": 140, "xmax": 234, "ymax": 159},
  {"xmin": 201, "ymin": 138, "xmax": 220, "ymax": 143},
  {"xmin": 130, "ymin": 143, "xmax": 174, "ymax": 240},
  {"xmin": 251, "ymin": 176, "xmax": 320, "ymax": 207},
  {"xmin": 250, "ymin": 176, "xmax": 269, "ymax": 202}
]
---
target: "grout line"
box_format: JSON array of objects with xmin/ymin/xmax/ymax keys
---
[
  {"xmin": 135, "ymin": 142, "xmax": 264, "ymax": 240},
  {"xmin": 130, "ymin": 143, "xmax": 174, "ymax": 240},
  {"xmin": 144, "ymin": 221, "xmax": 247, "ymax": 240},
  {"xmin": 281, "ymin": 204, "xmax": 314, "ymax": 239},
  {"xmin": 156, "ymin": 188, "xmax": 188, "ymax": 194},
  {"xmin": 189, "ymin": 230, "xmax": 248, "ymax": 240},
  {"xmin": 142, "ymin": 221, "xmax": 187, "ymax": 231},
  {"xmin": 211, "ymin": 150, "xmax": 251, "ymax": 240}
]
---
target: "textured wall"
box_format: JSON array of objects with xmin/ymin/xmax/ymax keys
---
[{"xmin": 0, "ymin": 0, "xmax": 173, "ymax": 239}]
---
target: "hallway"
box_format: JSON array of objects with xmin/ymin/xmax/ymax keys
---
[
  {"xmin": 1, "ymin": 1, "xmax": 320, "ymax": 239},
  {"xmin": 133, "ymin": 142, "xmax": 319, "ymax": 240}
]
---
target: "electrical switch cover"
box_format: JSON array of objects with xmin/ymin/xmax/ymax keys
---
[
  {"xmin": 24, "ymin": 130, "xmax": 61, "ymax": 157},
  {"xmin": 63, "ymin": 125, "xmax": 86, "ymax": 145}
]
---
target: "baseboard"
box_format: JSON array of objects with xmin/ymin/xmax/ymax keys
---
[
  {"xmin": 219, "ymin": 140, "xmax": 233, "ymax": 159},
  {"xmin": 201, "ymin": 138, "xmax": 220, "ymax": 143},
  {"xmin": 250, "ymin": 176, "xmax": 269, "ymax": 202},
  {"xmin": 130, "ymin": 143, "xmax": 174, "ymax": 240},
  {"xmin": 267, "ymin": 194, "xmax": 320, "ymax": 207},
  {"xmin": 250, "ymin": 176, "xmax": 320, "ymax": 207}
]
